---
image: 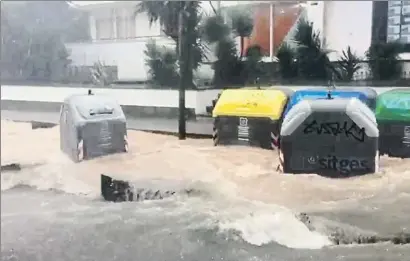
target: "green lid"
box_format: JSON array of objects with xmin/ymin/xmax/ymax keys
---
[{"xmin": 375, "ymin": 89, "xmax": 410, "ymax": 122}]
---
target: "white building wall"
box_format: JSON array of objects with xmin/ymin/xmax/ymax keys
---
[
  {"xmin": 66, "ymin": 37, "xmax": 175, "ymax": 81},
  {"xmin": 306, "ymin": 1, "xmax": 373, "ymax": 61},
  {"xmin": 324, "ymin": 1, "xmax": 373, "ymax": 61},
  {"xmin": 67, "ymin": 1, "xmax": 173, "ymax": 81}
]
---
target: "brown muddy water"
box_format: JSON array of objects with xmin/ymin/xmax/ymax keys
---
[{"xmin": 2, "ymin": 120, "xmax": 410, "ymax": 261}]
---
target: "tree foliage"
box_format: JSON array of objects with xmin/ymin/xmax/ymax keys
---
[
  {"xmin": 1, "ymin": 1, "xmax": 89, "ymax": 83},
  {"xmin": 201, "ymin": 14, "xmax": 245, "ymax": 86},
  {"xmin": 276, "ymin": 19, "xmax": 342, "ymax": 82},
  {"xmin": 338, "ymin": 46, "xmax": 362, "ymax": 81},
  {"xmin": 138, "ymin": 1, "xmax": 209, "ymax": 88},
  {"xmin": 230, "ymin": 12, "xmax": 254, "ymax": 58},
  {"xmin": 137, "ymin": 1, "xmax": 181, "ymax": 40},
  {"xmin": 366, "ymin": 41, "xmax": 403, "ymax": 80},
  {"xmin": 276, "ymin": 43, "xmax": 298, "ymax": 79},
  {"xmin": 141, "ymin": 2, "xmax": 406, "ymax": 87},
  {"xmin": 144, "ymin": 40, "xmax": 180, "ymax": 88},
  {"xmin": 201, "ymin": 15, "xmax": 229, "ymax": 43},
  {"xmin": 293, "ymin": 19, "xmax": 333, "ymax": 81}
]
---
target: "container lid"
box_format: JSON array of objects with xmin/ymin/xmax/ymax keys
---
[
  {"xmin": 376, "ymin": 88, "xmax": 410, "ymax": 122},
  {"xmin": 213, "ymin": 89, "xmax": 288, "ymax": 120}
]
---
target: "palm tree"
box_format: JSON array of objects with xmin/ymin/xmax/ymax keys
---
[
  {"xmin": 137, "ymin": 1, "xmax": 181, "ymax": 41},
  {"xmin": 144, "ymin": 39, "xmax": 179, "ymax": 87},
  {"xmin": 293, "ymin": 19, "xmax": 335, "ymax": 81},
  {"xmin": 338, "ymin": 46, "xmax": 361, "ymax": 81},
  {"xmin": 201, "ymin": 15, "xmax": 229, "ymax": 44},
  {"xmin": 137, "ymin": 1, "xmax": 205, "ymax": 70},
  {"xmin": 201, "ymin": 14, "xmax": 242, "ymax": 86},
  {"xmin": 230, "ymin": 12, "xmax": 254, "ymax": 58},
  {"xmin": 276, "ymin": 43, "xmax": 298, "ymax": 80}
]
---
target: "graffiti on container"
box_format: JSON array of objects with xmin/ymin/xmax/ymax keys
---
[
  {"xmin": 303, "ymin": 120, "xmax": 365, "ymax": 142},
  {"xmin": 317, "ymin": 155, "xmax": 370, "ymax": 175}
]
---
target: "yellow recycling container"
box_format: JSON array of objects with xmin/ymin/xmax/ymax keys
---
[{"xmin": 212, "ymin": 89, "xmax": 288, "ymax": 150}]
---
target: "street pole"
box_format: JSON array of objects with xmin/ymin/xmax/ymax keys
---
[
  {"xmin": 178, "ymin": 10, "xmax": 186, "ymax": 140},
  {"xmin": 269, "ymin": 2, "xmax": 274, "ymax": 61},
  {"xmin": 216, "ymin": 0, "xmax": 221, "ymax": 15}
]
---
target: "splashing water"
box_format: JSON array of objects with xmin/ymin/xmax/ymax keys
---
[{"xmin": 2, "ymin": 120, "xmax": 410, "ymax": 249}]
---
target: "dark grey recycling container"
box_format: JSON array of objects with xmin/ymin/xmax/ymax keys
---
[
  {"xmin": 280, "ymin": 98, "xmax": 379, "ymax": 177},
  {"xmin": 59, "ymin": 93, "xmax": 128, "ymax": 162}
]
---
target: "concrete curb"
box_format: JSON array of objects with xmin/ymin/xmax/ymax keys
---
[
  {"xmin": 4, "ymin": 118, "xmax": 213, "ymax": 139},
  {"xmin": 1, "ymin": 100, "xmax": 197, "ymax": 120}
]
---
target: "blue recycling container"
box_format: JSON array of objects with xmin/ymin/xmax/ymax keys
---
[{"xmin": 283, "ymin": 88, "xmax": 370, "ymax": 118}]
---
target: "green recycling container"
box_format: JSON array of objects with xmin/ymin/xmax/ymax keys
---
[{"xmin": 376, "ymin": 88, "xmax": 410, "ymax": 158}]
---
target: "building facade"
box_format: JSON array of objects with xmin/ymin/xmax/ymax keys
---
[
  {"xmin": 67, "ymin": 1, "xmax": 175, "ymax": 81},
  {"xmin": 67, "ymin": 1, "xmax": 408, "ymax": 82}
]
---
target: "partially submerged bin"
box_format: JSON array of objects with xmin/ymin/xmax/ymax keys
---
[
  {"xmin": 376, "ymin": 88, "xmax": 410, "ymax": 158},
  {"xmin": 212, "ymin": 89, "xmax": 288, "ymax": 150},
  {"xmin": 280, "ymin": 98, "xmax": 379, "ymax": 176},
  {"xmin": 60, "ymin": 94, "xmax": 128, "ymax": 162},
  {"xmin": 283, "ymin": 88, "xmax": 370, "ymax": 118}
]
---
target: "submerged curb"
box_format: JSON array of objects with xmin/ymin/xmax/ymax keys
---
[{"xmin": 297, "ymin": 213, "xmax": 410, "ymax": 245}]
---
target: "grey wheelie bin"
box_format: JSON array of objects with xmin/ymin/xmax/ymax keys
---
[{"xmin": 59, "ymin": 93, "xmax": 128, "ymax": 162}]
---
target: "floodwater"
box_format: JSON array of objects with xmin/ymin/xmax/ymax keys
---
[{"xmin": 2, "ymin": 120, "xmax": 410, "ymax": 261}]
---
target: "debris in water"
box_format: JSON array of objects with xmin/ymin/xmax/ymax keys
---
[
  {"xmin": 297, "ymin": 212, "xmax": 410, "ymax": 245},
  {"xmin": 101, "ymin": 174, "xmax": 178, "ymax": 202},
  {"xmin": 1, "ymin": 163, "xmax": 21, "ymax": 173},
  {"xmin": 31, "ymin": 121, "xmax": 57, "ymax": 130}
]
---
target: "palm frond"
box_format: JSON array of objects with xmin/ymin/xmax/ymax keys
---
[{"xmin": 230, "ymin": 12, "xmax": 253, "ymax": 38}]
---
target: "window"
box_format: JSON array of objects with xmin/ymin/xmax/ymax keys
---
[
  {"xmin": 402, "ymin": 24, "xmax": 410, "ymax": 33},
  {"xmin": 387, "ymin": 34, "xmax": 400, "ymax": 42},
  {"xmin": 389, "ymin": 1, "xmax": 403, "ymax": 7},
  {"xmin": 389, "ymin": 6, "xmax": 402, "ymax": 16},
  {"xmin": 159, "ymin": 22, "xmax": 167, "ymax": 36},
  {"xmin": 125, "ymin": 16, "xmax": 136, "ymax": 38},
  {"xmin": 116, "ymin": 16, "xmax": 126, "ymax": 39},
  {"xmin": 403, "ymin": 6, "xmax": 410, "ymax": 14},
  {"xmin": 116, "ymin": 14, "xmax": 135, "ymax": 39},
  {"xmin": 96, "ymin": 18, "xmax": 114, "ymax": 40},
  {"xmin": 400, "ymin": 35, "xmax": 410, "ymax": 43},
  {"xmin": 389, "ymin": 15, "xmax": 401, "ymax": 25},
  {"xmin": 388, "ymin": 25, "xmax": 400, "ymax": 34}
]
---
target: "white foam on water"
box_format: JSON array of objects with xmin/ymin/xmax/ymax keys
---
[
  {"xmin": 175, "ymin": 195, "xmax": 332, "ymax": 249},
  {"xmin": 216, "ymin": 204, "xmax": 332, "ymax": 249},
  {"xmin": 2, "ymin": 120, "xmax": 410, "ymax": 249}
]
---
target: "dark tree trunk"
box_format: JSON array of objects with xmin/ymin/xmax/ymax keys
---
[{"xmin": 240, "ymin": 36, "xmax": 244, "ymax": 58}]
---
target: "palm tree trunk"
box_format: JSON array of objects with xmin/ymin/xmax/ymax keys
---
[{"xmin": 240, "ymin": 36, "xmax": 244, "ymax": 58}]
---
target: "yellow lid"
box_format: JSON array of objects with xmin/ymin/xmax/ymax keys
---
[{"xmin": 212, "ymin": 89, "xmax": 288, "ymax": 120}]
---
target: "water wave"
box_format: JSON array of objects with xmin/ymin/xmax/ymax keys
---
[{"xmin": 2, "ymin": 120, "xmax": 410, "ymax": 249}]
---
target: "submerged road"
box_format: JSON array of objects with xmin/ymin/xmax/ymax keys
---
[{"xmin": 2, "ymin": 109, "xmax": 410, "ymax": 261}]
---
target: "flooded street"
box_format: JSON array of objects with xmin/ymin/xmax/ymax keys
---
[{"xmin": 2, "ymin": 120, "xmax": 410, "ymax": 260}]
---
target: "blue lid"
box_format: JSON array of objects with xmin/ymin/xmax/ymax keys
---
[{"xmin": 283, "ymin": 89, "xmax": 370, "ymax": 117}]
